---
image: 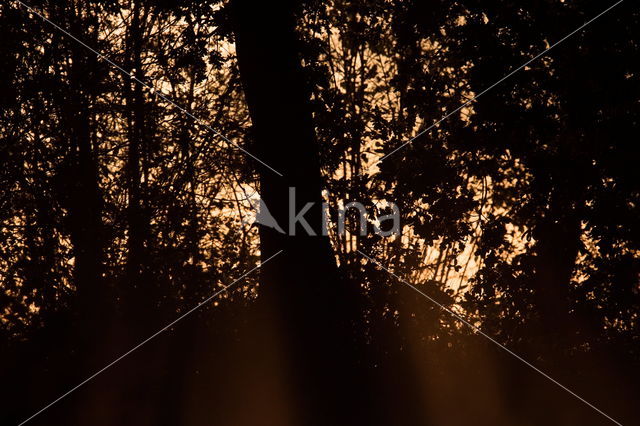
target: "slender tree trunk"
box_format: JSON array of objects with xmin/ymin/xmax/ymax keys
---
[
  {"xmin": 68, "ymin": 89, "xmax": 104, "ymax": 316},
  {"xmin": 63, "ymin": 5, "xmax": 107, "ymax": 327},
  {"xmin": 124, "ymin": 0, "xmax": 152, "ymax": 316}
]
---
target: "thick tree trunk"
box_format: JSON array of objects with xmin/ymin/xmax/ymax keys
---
[{"xmin": 231, "ymin": 1, "xmax": 381, "ymax": 424}]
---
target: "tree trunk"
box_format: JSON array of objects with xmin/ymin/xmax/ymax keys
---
[
  {"xmin": 124, "ymin": 0, "xmax": 153, "ymax": 318},
  {"xmin": 231, "ymin": 1, "xmax": 381, "ymax": 424},
  {"xmin": 63, "ymin": 4, "xmax": 107, "ymax": 328},
  {"xmin": 530, "ymin": 181, "xmax": 583, "ymax": 360}
]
